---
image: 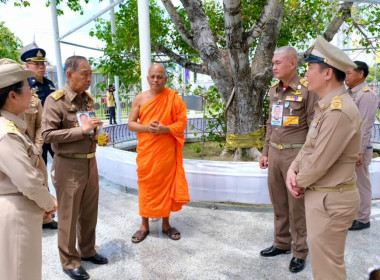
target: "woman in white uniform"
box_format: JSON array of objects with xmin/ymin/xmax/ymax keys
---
[{"xmin": 0, "ymin": 59, "xmax": 57, "ymax": 280}]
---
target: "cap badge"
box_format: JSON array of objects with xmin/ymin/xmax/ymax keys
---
[{"xmin": 37, "ymin": 50, "xmax": 43, "ymax": 58}]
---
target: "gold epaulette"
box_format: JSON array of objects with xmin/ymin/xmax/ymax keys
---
[
  {"xmin": 5, "ymin": 121, "xmax": 18, "ymax": 134},
  {"xmin": 51, "ymin": 90, "xmax": 66, "ymax": 101},
  {"xmin": 299, "ymin": 78, "xmax": 308, "ymax": 87},
  {"xmin": 85, "ymin": 91, "xmax": 94, "ymax": 101},
  {"xmin": 330, "ymin": 96, "xmax": 342, "ymax": 111},
  {"xmin": 271, "ymin": 80, "xmax": 280, "ymax": 88},
  {"xmin": 33, "ymin": 93, "xmax": 38, "ymax": 98},
  {"xmin": 362, "ymin": 86, "xmax": 370, "ymax": 92}
]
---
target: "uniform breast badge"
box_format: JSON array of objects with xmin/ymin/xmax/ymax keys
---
[
  {"xmin": 291, "ymin": 90, "xmax": 302, "ymax": 96},
  {"xmin": 285, "ymin": 96, "xmax": 303, "ymax": 102}
]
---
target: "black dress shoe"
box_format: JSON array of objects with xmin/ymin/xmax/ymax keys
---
[
  {"xmin": 349, "ymin": 220, "xmax": 370, "ymax": 231},
  {"xmin": 63, "ymin": 266, "xmax": 90, "ymax": 280},
  {"xmin": 81, "ymin": 253, "xmax": 108, "ymax": 264},
  {"xmin": 260, "ymin": 245, "xmax": 291, "ymax": 257},
  {"xmin": 43, "ymin": 220, "xmax": 58, "ymax": 230},
  {"xmin": 289, "ymin": 257, "xmax": 305, "ymax": 273}
]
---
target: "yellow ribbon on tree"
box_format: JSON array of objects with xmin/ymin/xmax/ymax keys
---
[{"xmin": 225, "ymin": 128, "xmax": 265, "ymax": 150}]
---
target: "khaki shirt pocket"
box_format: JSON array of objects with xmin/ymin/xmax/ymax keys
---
[
  {"xmin": 288, "ymin": 101, "xmax": 303, "ymax": 115},
  {"xmin": 63, "ymin": 113, "xmax": 78, "ymax": 128}
]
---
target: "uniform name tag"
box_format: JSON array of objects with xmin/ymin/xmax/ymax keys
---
[
  {"xmin": 271, "ymin": 104, "xmax": 283, "ymax": 126},
  {"xmin": 283, "ymin": 116, "xmax": 299, "ymax": 126},
  {"xmin": 285, "ymin": 96, "xmax": 303, "ymax": 102}
]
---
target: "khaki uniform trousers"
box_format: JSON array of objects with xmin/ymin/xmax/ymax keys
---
[
  {"xmin": 52, "ymin": 156, "xmax": 99, "ymax": 270},
  {"xmin": 355, "ymin": 147, "xmax": 373, "ymax": 223},
  {"xmin": 0, "ymin": 195, "xmax": 44, "ymax": 280},
  {"xmin": 267, "ymin": 146, "xmax": 308, "ymax": 259},
  {"xmin": 305, "ymin": 188, "xmax": 359, "ymax": 280}
]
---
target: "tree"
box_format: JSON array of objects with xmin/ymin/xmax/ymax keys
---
[
  {"xmin": 0, "ymin": 22, "xmax": 22, "ymax": 62},
  {"xmin": 155, "ymin": 0, "xmax": 380, "ymax": 159},
  {"xmin": 91, "ymin": 0, "xmax": 380, "ymax": 160},
  {"xmin": 368, "ymin": 64, "xmax": 380, "ymax": 83},
  {"xmin": 3, "ymin": 0, "xmax": 380, "ymax": 159}
]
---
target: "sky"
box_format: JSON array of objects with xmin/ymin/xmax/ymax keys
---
[
  {"xmin": 0, "ymin": 0, "xmax": 111, "ymax": 65},
  {"xmin": 0, "ymin": 0, "xmax": 377, "ymax": 68}
]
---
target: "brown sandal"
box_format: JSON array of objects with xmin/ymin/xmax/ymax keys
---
[
  {"xmin": 131, "ymin": 230, "xmax": 150, "ymax": 243},
  {"xmin": 162, "ymin": 227, "xmax": 181, "ymax": 241}
]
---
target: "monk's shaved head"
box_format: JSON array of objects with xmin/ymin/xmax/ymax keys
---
[
  {"xmin": 147, "ymin": 63, "xmax": 168, "ymax": 93},
  {"xmin": 148, "ymin": 63, "xmax": 167, "ymax": 77}
]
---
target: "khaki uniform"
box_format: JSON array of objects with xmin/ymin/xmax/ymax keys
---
[
  {"xmin": 290, "ymin": 86, "xmax": 362, "ymax": 280},
  {"xmin": 348, "ymin": 82, "xmax": 379, "ymax": 223},
  {"xmin": 19, "ymin": 94, "xmax": 53, "ymax": 224},
  {"xmin": 42, "ymin": 83, "xmax": 99, "ymax": 270},
  {"xmin": 0, "ymin": 110, "xmax": 55, "ymax": 280},
  {"xmin": 263, "ymin": 74, "xmax": 318, "ymax": 259}
]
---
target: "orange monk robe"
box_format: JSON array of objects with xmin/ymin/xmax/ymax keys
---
[{"xmin": 136, "ymin": 88, "xmax": 190, "ymax": 218}]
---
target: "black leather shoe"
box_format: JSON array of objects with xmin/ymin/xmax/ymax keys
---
[
  {"xmin": 81, "ymin": 253, "xmax": 108, "ymax": 265},
  {"xmin": 289, "ymin": 257, "xmax": 305, "ymax": 273},
  {"xmin": 43, "ymin": 220, "xmax": 58, "ymax": 230},
  {"xmin": 349, "ymin": 220, "xmax": 370, "ymax": 231},
  {"xmin": 260, "ymin": 245, "xmax": 291, "ymax": 257},
  {"xmin": 63, "ymin": 266, "xmax": 90, "ymax": 280}
]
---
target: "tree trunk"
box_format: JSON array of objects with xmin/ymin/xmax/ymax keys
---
[{"xmin": 160, "ymin": 0, "xmax": 347, "ymax": 161}]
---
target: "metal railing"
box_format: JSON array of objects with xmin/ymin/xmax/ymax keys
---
[
  {"xmin": 105, "ymin": 121, "xmax": 380, "ymax": 150},
  {"xmin": 372, "ymin": 123, "xmax": 380, "ymax": 147},
  {"xmin": 104, "ymin": 117, "xmax": 217, "ymax": 149}
]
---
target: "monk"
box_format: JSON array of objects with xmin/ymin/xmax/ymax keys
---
[{"xmin": 128, "ymin": 63, "xmax": 190, "ymax": 243}]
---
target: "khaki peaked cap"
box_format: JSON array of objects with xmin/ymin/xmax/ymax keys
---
[
  {"xmin": 304, "ymin": 35, "xmax": 356, "ymax": 72},
  {"xmin": 0, "ymin": 58, "xmax": 35, "ymax": 89}
]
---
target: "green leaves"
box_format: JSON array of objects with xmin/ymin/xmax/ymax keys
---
[
  {"xmin": 193, "ymin": 85, "xmax": 227, "ymax": 144},
  {"xmin": 0, "ymin": 22, "xmax": 23, "ymax": 62}
]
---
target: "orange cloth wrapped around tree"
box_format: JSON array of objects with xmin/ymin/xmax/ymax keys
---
[{"xmin": 136, "ymin": 88, "xmax": 190, "ymax": 218}]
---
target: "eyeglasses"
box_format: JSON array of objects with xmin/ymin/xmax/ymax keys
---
[
  {"xmin": 17, "ymin": 87, "xmax": 37, "ymax": 94},
  {"xmin": 27, "ymin": 61, "xmax": 46, "ymax": 66}
]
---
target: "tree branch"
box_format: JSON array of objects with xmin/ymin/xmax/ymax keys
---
[
  {"xmin": 154, "ymin": 44, "xmax": 209, "ymax": 75},
  {"xmin": 161, "ymin": 0, "xmax": 195, "ymax": 49},
  {"xmin": 245, "ymin": 0, "xmax": 279, "ymax": 47},
  {"xmin": 323, "ymin": 2, "xmax": 353, "ymax": 42},
  {"xmin": 251, "ymin": 2, "xmax": 284, "ymax": 98},
  {"xmin": 352, "ymin": 20, "xmax": 377, "ymax": 55}
]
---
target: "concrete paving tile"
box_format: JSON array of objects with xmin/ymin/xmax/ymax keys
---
[{"xmin": 41, "ymin": 172, "xmax": 380, "ymax": 280}]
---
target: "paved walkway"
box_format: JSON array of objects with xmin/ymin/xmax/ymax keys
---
[{"xmin": 42, "ymin": 176, "xmax": 380, "ymax": 280}]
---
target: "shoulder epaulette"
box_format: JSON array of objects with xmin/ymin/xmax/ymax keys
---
[
  {"xmin": 330, "ymin": 96, "xmax": 342, "ymax": 111},
  {"xmin": 51, "ymin": 90, "xmax": 66, "ymax": 101},
  {"xmin": 362, "ymin": 86, "xmax": 370, "ymax": 92},
  {"xmin": 85, "ymin": 91, "xmax": 94, "ymax": 101},
  {"xmin": 299, "ymin": 78, "xmax": 308, "ymax": 87},
  {"xmin": 271, "ymin": 80, "xmax": 280, "ymax": 88},
  {"xmin": 5, "ymin": 121, "xmax": 18, "ymax": 134}
]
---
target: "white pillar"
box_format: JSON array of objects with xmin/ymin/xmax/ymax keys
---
[
  {"xmin": 110, "ymin": 0, "xmax": 122, "ymax": 123},
  {"xmin": 137, "ymin": 0, "xmax": 151, "ymax": 92},
  {"xmin": 50, "ymin": 0, "xmax": 65, "ymax": 88}
]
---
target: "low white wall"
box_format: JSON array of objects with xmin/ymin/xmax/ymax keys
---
[{"xmin": 96, "ymin": 147, "xmax": 380, "ymax": 204}]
